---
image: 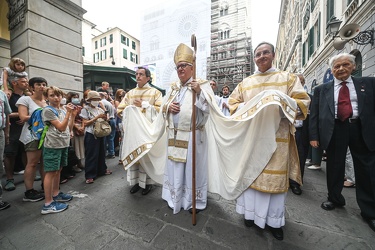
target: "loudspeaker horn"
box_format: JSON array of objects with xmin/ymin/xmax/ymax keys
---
[
  {"xmin": 333, "ymin": 37, "xmax": 348, "ymax": 50},
  {"xmin": 339, "ymin": 23, "xmax": 360, "ymax": 40}
]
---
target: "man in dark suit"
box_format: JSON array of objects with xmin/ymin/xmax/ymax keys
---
[{"xmin": 309, "ymin": 53, "xmax": 375, "ymax": 232}]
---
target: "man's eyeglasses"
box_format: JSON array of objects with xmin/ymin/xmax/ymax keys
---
[
  {"xmin": 175, "ymin": 63, "xmax": 192, "ymax": 70},
  {"xmin": 254, "ymin": 50, "xmax": 272, "ymax": 58}
]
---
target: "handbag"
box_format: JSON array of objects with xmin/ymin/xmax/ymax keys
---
[
  {"xmin": 86, "ymin": 108, "xmax": 111, "ymax": 138},
  {"xmin": 74, "ymin": 122, "xmax": 85, "ymax": 136}
]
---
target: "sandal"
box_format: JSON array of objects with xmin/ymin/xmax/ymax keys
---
[
  {"xmin": 85, "ymin": 178, "xmax": 94, "ymax": 184},
  {"xmin": 104, "ymin": 170, "xmax": 112, "ymax": 175},
  {"xmin": 344, "ymin": 180, "xmax": 355, "ymax": 188}
]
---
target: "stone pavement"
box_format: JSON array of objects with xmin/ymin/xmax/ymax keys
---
[{"xmin": 0, "ymin": 159, "xmax": 374, "ymax": 250}]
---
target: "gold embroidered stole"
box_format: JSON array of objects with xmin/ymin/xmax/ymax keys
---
[{"xmin": 164, "ymin": 82, "xmax": 193, "ymax": 163}]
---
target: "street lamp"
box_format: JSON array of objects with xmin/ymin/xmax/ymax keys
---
[{"xmin": 326, "ymin": 16, "xmax": 342, "ymax": 37}]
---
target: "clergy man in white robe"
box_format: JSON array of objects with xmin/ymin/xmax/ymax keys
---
[
  {"xmin": 228, "ymin": 42, "xmax": 310, "ymax": 241},
  {"xmin": 117, "ymin": 66, "xmax": 162, "ymax": 195},
  {"xmin": 161, "ymin": 43, "xmax": 213, "ymax": 214}
]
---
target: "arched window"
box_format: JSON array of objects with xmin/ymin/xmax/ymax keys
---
[
  {"xmin": 220, "ymin": 1, "xmax": 229, "ymax": 16},
  {"xmin": 219, "ymin": 23, "xmax": 230, "ymax": 40}
]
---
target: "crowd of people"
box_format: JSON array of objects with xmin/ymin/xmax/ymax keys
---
[
  {"xmin": 1, "ymin": 42, "xmax": 375, "ymax": 240},
  {"xmin": 0, "ymin": 65, "xmax": 126, "ymax": 213}
]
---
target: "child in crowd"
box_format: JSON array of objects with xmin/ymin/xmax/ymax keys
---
[
  {"xmin": 41, "ymin": 86, "xmax": 77, "ymax": 214},
  {"xmin": 1, "ymin": 58, "xmax": 29, "ymax": 98}
]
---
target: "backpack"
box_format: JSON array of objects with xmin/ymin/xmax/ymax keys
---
[{"xmin": 28, "ymin": 106, "xmax": 59, "ymax": 149}]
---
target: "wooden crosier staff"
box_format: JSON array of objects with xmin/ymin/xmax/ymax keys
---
[{"xmin": 191, "ymin": 34, "xmax": 197, "ymax": 226}]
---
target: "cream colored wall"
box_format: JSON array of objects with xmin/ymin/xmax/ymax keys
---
[
  {"xmin": 0, "ymin": 0, "xmax": 10, "ymax": 68},
  {"xmin": 0, "ymin": 0, "xmax": 10, "ymax": 40}
]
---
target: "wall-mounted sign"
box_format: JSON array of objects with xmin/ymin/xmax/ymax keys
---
[{"xmin": 7, "ymin": 0, "xmax": 27, "ymax": 30}]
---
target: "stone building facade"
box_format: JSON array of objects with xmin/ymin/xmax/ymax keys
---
[
  {"xmin": 0, "ymin": 0, "xmax": 85, "ymax": 93},
  {"xmin": 140, "ymin": 0, "xmax": 211, "ymax": 90},
  {"xmin": 208, "ymin": 0, "xmax": 255, "ymax": 93},
  {"xmin": 276, "ymin": 0, "xmax": 375, "ymax": 93},
  {"xmin": 275, "ymin": 0, "xmax": 303, "ymax": 74},
  {"xmin": 82, "ymin": 25, "xmax": 140, "ymax": 71}
]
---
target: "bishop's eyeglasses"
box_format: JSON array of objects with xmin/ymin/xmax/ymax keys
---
[{"xmin": 175, "ymin": 63, "xmax": 192, "ymax": 70}]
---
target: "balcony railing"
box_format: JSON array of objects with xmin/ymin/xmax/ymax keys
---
[{"xmin": 344, "ymin": 0, "xmax": 359, "ymax": 19}]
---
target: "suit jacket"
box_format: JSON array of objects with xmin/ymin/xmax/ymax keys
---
[{"xmin": 309, "ymin": 76, "xmax": 375, "ymax": 151}]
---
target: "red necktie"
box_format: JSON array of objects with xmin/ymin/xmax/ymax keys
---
[{"xmin": 337, "ymin": 81, "xmax": 352, "ymax": 121}]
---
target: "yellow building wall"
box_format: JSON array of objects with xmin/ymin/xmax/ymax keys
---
[{"xmin": 0, "ymin": 0, "xmax": 10, "ymax": 40}]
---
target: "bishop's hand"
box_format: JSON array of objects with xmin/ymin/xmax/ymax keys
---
[
  {"xmin": 191, "ymin": 80, "xmax": 201, "ymax": 95},
  {"xmin": 169, "ymin": 102, "xmax": 180, "ymax": 114}
]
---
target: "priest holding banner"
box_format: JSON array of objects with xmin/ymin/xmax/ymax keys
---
[
  {"xmin": 117, "ymin": 66, "xmax": 162, "ymax": 195},
  {"xmin": 227, "ymin": 42, "xmax": 310, "ymax": 240}
]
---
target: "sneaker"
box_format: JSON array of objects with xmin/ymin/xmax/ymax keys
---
[
  {"xmin": 106, "ymin": 154, "xmax": 115, "ymax": 159},
  {"xmin": 4, "ymin": 179, "xmax": 16, "ymax": 191},
  {"xmin": 305, "ymin": 161, "xmax": 313, "ymax": 166},
  {"xmin": 34, "ymin": 175, "xmax": 42, "ymax": 181},
  {"xmin": 53, "ymin": 192, "xmax": 73, "ymax": 202},
  {"xmin": 307, "ymin": 165, "xmax": 322, "ymax": 170},
  {"xmin": 0, "ymin": 201, "xmax": 11, "ymax": 210},
  {"xmin": 23, "ymin": 189, "xmax": 45, "ymax": 202},
  {"xmin": 14, "ymin": 170, "xmax": 24, "ymax": 175},
  {"xmin": 41, "ymin": 201, "xmax": 68, "ymax": 214}
]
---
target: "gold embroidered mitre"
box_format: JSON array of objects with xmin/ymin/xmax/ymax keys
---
[{"xmin": 174, "ymin": 43, "xmax": 194, "ymax": 65}]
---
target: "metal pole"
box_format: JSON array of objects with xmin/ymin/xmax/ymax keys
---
[{"xmin": 191, "ymin": 34, "xmax": 197, "ymax": 226}]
